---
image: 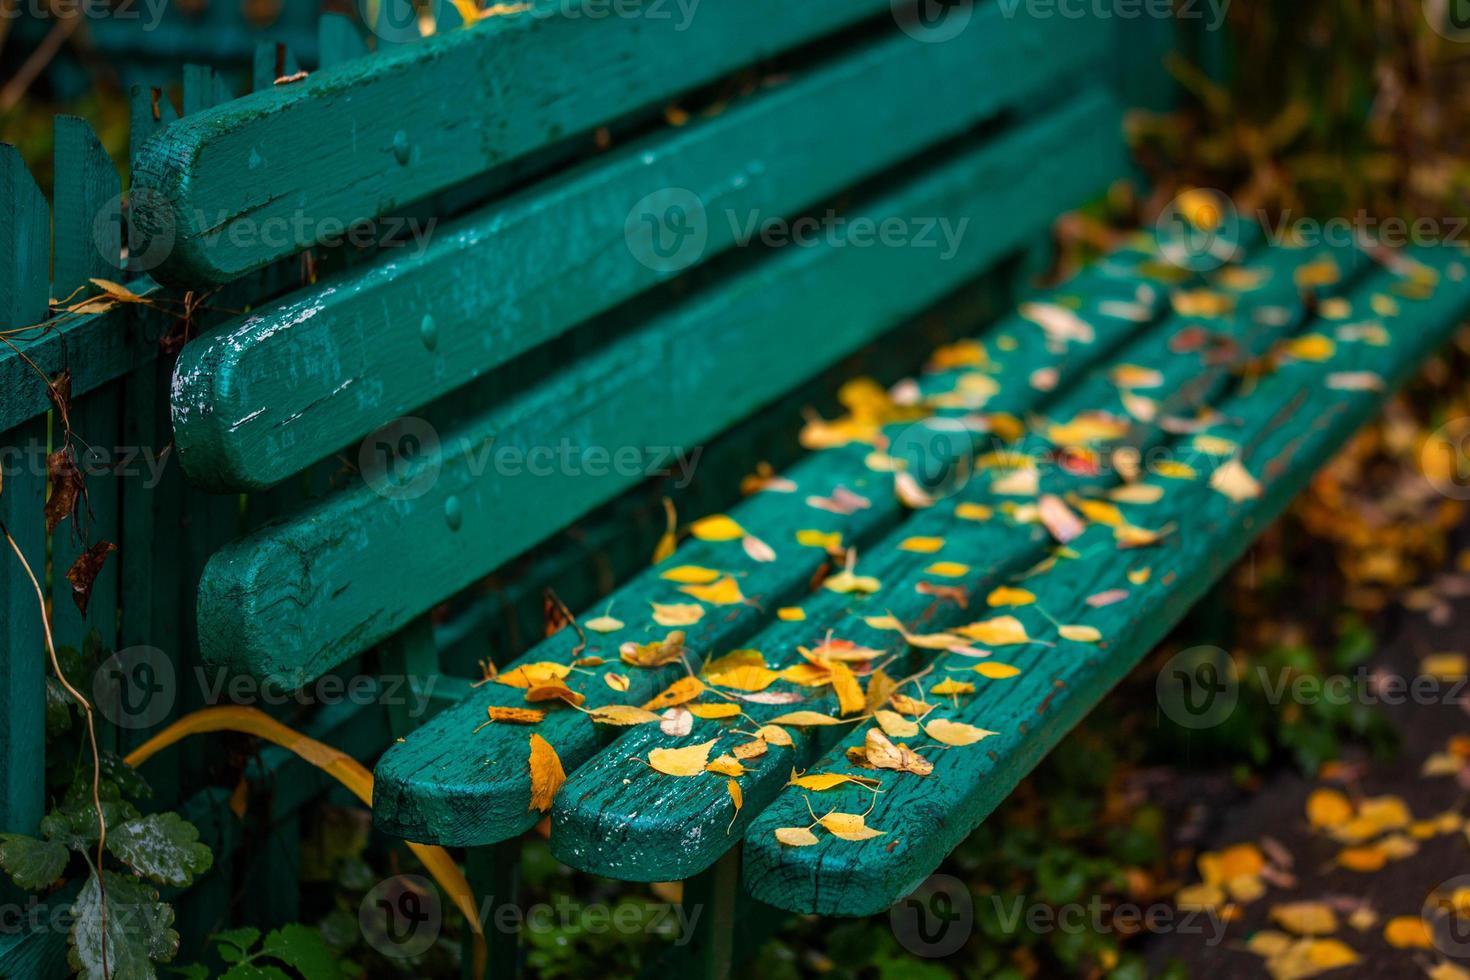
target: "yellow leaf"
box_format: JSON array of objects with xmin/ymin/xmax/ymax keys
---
[
  {"xmin": 1306, "ymin": 788, "xmax": 1353, "ymax": 829},
  {"xmin": 1270, "ymin": 901, "xmax": 1339, "ymax": 936},
  {"xmin": 589, "ymin": 704, "xmax": 662, "ymax": 726},
  {"xmin": 1074, "ymin": 499, "xmax": 1125, "ymax": 527},
  {"xmin": 679, "ymin": 577, "xmax": 745, "ymax": 605},
  {"xmin": 768, "ymin": 710, "xmax": 849, "ymax": 727},
  {"xmin": 925, "ymin": 561, "xmax": 970, "ymax": 578},
  {"xmin": 930, "ymin": 679, "xmax": 975, "ymax": 697},
  {"xmin": 775, "ymin": 826, "xmax": 819, "ymax": 847},
  {"xmin": 899, "ymin": 536, "xmax": 945, "ymax": 553},
  {"xmin": 705, "ymin": 754, "xmax": 746, "ymax": 777},
  {"xmin": 1336, "ymin": 845, "xmax": 1387, "ymax": 872},
  {"xmin": 1199, "ymin": 843, "xmax": 1265, "ymax": 885},
  {"xmin": 1420, "ymin": 652, "xmax": 1467, "ymax": 680},
  {"xmin": 648, "ymin": 738, "xmax": 719, "ymax": 776},
  {"xmin": 924, "ymin": 718, "xmax": 996, "ymax": 746},
  {"xmin": 829, "ymin": 661, "xmax": 866, "ymax": 716},
  {"xmin": 690, "ymin": 514, "xmax": 744, "ymax": 541},
  {"xmin": 1210, "ymin": 458, "xmax": 1262, "ymax": 502},
  {"xmin": 703, "ymin": 648, "xmax": 766, "ymax": 674},
  {"xmin": 742, "ymin": 534, "xmax": 776, "ymax": 563},
  {"xmin": 789, "ymin": 772, "xmax": 863, "ymax": 791},
  {"xmin": 777, "ymin": 607, "xmax": 806, "ymax": 621},
  {"xmin": 529, "ymin": 733, "xmax": 566, "ymax": 812},
  {"xmin": 818, "ymin": 811, "xmax": 886, "ymax": 841},
  {"xmin": 620, "ymin": 631, "xmax": 687, "ymax": 668},
  {"xmin": 1127, "ymin": 567, "xmax": 1151, "ymax": 584},
  {"xmin": 642, "ymin": 676, "xmax": 705, "ymax": 711},
  {"xmin": 755, "ymin": 724, "xmax": 793, "ymax": 746},
  {"xmin": 1153, "ymin": 460, "xmax": 1196, "ymax": 480},
  {"xmin": 604, "ymin": 673, "xmax": 631, "ymax": 692},
  {"xmin": 1285, "ymin": 334, "xmax": 1336, "ymax": 361},
  {"xmin": 586, "ymin": 614, "xmax": 625, "ymax": 633},
  {"xmin": 955, "ymin": 502, "xmax": 993, "ymax": 522},
  {"xmin": 874, "ymin": 709, "xmax": 919, "ymax": 738},
  {"xmin": 1382, "ymin": 916, "xmax": 1432, "ymax": 949},
  {"xmin": 651, "ymin": 602, "xmax": 706, "ymax": 626},
  {"xmin": 987, "ymin": 586, "xmax": 1036, "ymax": 607},
  {"xmin": 660, "ymin": 565, "xmax": 722, "ymax": 584},
  {"xmin": 1059, "ymin": 624, "xmax": 1102, "ymax": 643},
  {"xmin": 1110, "ymin": 483, "xmax": 1163, "ymax": 504},
  {"xmin": 497, "ymin": 662, "xmax": 572, "ymax": 688},
  {"xmin": 796, "ymin": 529, "xmax": 843, "ymax": 551},
  {"xmin": 524, "ymin": 683, "xmax": 584, "ymax": 706},
  {"xmin": 823, "ymin": 569, "xmax": 882, "ymax": 594},
  {"xmin": 973, "ymin": 662, "xmax": 1021, "ymax": 679},
  {"xmin": 484, "ymin": 706, "xmax": 546, "ymax": 724},
  {"xmin": 705, "ymin": 664, "xmax": 780, "ymax": 692},
  {"xmin": 687, "ymin": 703, "xmax": 742, "ymax": 720},
  {"xmin": 726, "ymin": 780, "xmax": 743, "ymax": 833},
  {"xmin": 955, "ymin": 616, "xmax": 1030, "ymax": 645}
]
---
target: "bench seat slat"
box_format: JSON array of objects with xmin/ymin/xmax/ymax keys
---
[
  {"xmin": 547, "ymin": 241, "xmax": 1363, "ymax": 881},
  {"xmin": 171, "ymin": 7, "xmax": 1110, "ymax": 490},
  {"xmin": 131, "ymin": 0, "xmax": 900, "ymax": 284},
  {"xmin": 742, "ymin": 246, "xmax": 1470, "ymax": 916},
  {"xmin": 370, "ymin": 243, "xmax": 1190, "ymax": 846},
  {"xmin": 198, "ymin": 91, "xmax": 1129, "ymax": 689}
]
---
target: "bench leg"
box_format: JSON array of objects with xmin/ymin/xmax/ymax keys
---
[
  {"xmin": 465, "ymin": 841, "xmax": 523, "ymax": 980},
  {"xmin": 676, "ymin": 848, "xmax": 741, "ymax": 980}
]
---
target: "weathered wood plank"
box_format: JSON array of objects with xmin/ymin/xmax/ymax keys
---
[
  {"xmin": 169, "ymin": 7, "xmax": 1110, "ymax": 490},
  {"xmin": 547, "ymin": 243, "xmax": 1358, "ymax": 881},
  {"xmin": 128, "ymin": 0, "xmax": 907, "ymax": 285},
  {"xmin": 370, "ymin": 250, "xmax": 1192, "ymax": 844},
  {"xmin": 0, "ymin": 147, "xmax": 51, "ymax": 841},
  {"xmin": 743, "ymin": 247, "xmax": 1470, "ymax": 916},
  {"xmin": 197, "ymin": 92, "xmax": 1130, "ymax": 690}
]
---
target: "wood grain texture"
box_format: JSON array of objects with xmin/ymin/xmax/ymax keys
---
[
  {"xmin": 547, "ymin": 243, "xmax": 1356, "ymax": 881},
  {"xmin": 371, "ymin": 241, "xmax": 1188, "ymax": 847},
  {"xmin": 170, "ymin": 8, "xmax": 1109, "ymax": 490},
  {"xmin": 0, "ymin": 147, "xmax": 51, "ymax": 840},
  {"xmin": 196, "ymin": 93, "xmax": 1130, "ymax": 692},
  {"xmin": 743, "ymin": 246, "xmax": 1470, "ymax": 916},
  {"xmin": 129, "ymin": 0, "xmax": 897, "ymax": 285}
]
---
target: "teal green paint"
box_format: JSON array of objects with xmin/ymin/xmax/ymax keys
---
[
  {"xmin": 198, "ymin": 92, "xmax": 1129, "ymax": 693},
  {"xmin": 742, "ymin": 248, "xmax": 1470, "ymax": 916},
  {"xmin": 170, "ymin": 8, "xmax": 1108, "ymax": 491},
  {"xmin": 372, "ymin": 241, "xmax": 1187, "ymax": 846},
  {"xmin": 547, "ymin": 243, "xmax": 1360, "ymax": 882},
  {"xmin": 130, "ymin": 0, "xmax": 896, "ymax": 285}
]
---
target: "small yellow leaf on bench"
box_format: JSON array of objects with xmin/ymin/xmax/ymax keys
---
[
  {"xmin": 930, "ymin": 679, "xmax": 975, "ymax": 697},
  {"xmin": 986, "ymin": 586, "xmax": 1036, "ymax": 607},
  {"xmin": 1284, "ymin": 334, "xmax": 1336, "ymax": 361},
  {"xmin": 795, "ymin": 529, "xmax": 843, "ymax": 550},
  {"xmin": 652, "ymin": 602, "xmax": 705, "ymax": 626},
  {"xmin": 525, "ymin": 683, "xmax": 584, "ymax": 706},
  {"xmin": 585, "ymin": 614, "xmax": 625, "ymax": 633},
  {"xmin": 604, "ymin": 673, "xmax": 630, "ymax": 692},
  {"xmin": 1059, "ymin": 625, "xmax": 1102, "ymax": 643},
  {"xmin": 955, "ymin": 502, "xmax": 993, "ymax": 522},
  {"xmin": 955, "ymin": 616, "xmax": 1029, "ymax": 645},
  {"xmin": 687, "ymin": 703, "xmax": 741, "ymax": 720},
  {"xmin": 754, "ymin": 724, "xmax": 793, "ymax": 746},
  {"xmin": 679, "ymin": 577, "xmax": 745, "ymax": 605},
  {"xmin": 660, "ymin": 565, "xmax": 722, "ymax": 584},
  {"xmin": 642, "ymin": 677, "xmax": 705, "ymax": 711},
  {"xmin": 829, "ymin": 662, "xmax": 865, "ymax": 716},
  {"xmin": 874, "ymin": 709, "xmax": 919, "ymax": 738},
  {"xmin": 589, "ymin": 705, "xmax": 661, "ymax": 726},
  {"xmin": 485, "ymin": 706, "xmax": 546, "ymax": 725},
  {"xmin": 706, "ymin": 665, "xmax": 779, "ymax": 692},
  {"xmin": 777, "ymin": 607, "xmax": 806, "ymax": 621},
  {"xmin": 775, "ymin": 826, "xmax": 819, "ymax": 847},
  {"xmin": 528, "ymin": 734, "xmax": 566, "ymax": 813},
  {"xmin": 924, "ymin": 561, "xmax": 970, "ymax": 578},
  {"xmin": 924, "ymin": 718, "xmax": 995, "ymax": 746},
  {"xmin": 690, "ymin": 514, "xmax": 744, "ymax": 541},
  {"xmin": 768, "ymin": 710, "xmax": 848, "ymax": 727},
  {"xmin": 899, "ymin": 536, "xmax": 945, "ymax": 553},
  {"xmin": 648, "ymin": 738, "xmax": 719, "ymax": 777},
  {"xmin": 818, "ymin": 811, "xmax": 886, "ymax": 841},
  {"xmin": 706, "ymin": 755, "xmax": 746, "ymax": 777},
  {"xmin": 726, "ymin": 780, "xmax": 742, "ymax": 834},
  {"xmin": 497, "ymin": 662, "xmax": 572, "ymax": 688},
  {"xmin": 1210, "ymin": 458, "xmax": 1262, "ymax": 503},
  {"xmin": 973, "ymin": 662, "xmax": 1021, "ymax": 679}
]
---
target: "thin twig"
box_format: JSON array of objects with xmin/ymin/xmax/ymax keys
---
[
  {"xmin": 0, "ymin": 13, "xmax": 82, "ymax": 112},
  {"xmin": 2, "ymin": 522, "xmax": 108, "ymax": 976}
]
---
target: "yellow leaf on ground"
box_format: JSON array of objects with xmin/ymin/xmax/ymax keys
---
[
  {"xmin": 1306, "ymin": 788, "xmax": 1353, "ymax": 829},
  {"xmin": 529, "ymin": 734, "xmax": 566, "ymax": 812},
  {"xmin": 648, "ymin": 738, "xmax": 719, "ymax": 776},
  {"xmin": 1420, "ymin": 652, "xmax": 1467, "ymax": 680},
  {"xmin": 1270, "ymin": 902, "xmax": 1339, "ymax": 936},
  {"xmin": 1382, "ymin": 916, "xmax": 1432, "ymax": 949}
]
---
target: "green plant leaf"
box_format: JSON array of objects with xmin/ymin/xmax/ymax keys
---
[
  {"xmin": 69, "ymin": 870, "xmax": 180, "ymax": 980},
  {"xmin": 0, "ymin": 833, "xmax": 69, "ymax": 890},
  {"xmin": 212, "ymin": 926, "xmax": 261, "ymax": 963},
  {"xmin": 256, "ymin": 924, "xmax": 341, "ymax": 980},
  {"xmin": 106, "ymin": 813, "xmax": 214, "ymax": 888},
  {"xmin": 218, "ymin": 965, "xmax": 293, "ymax": 980},
  {"xmin": 42, "ymin": 800, "xmax": 140, "ymax": 851}
]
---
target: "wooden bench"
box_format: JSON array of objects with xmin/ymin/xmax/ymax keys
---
[{"xmin": 4, "ymin": 2, "xmax": 1468, "ymax": 977}]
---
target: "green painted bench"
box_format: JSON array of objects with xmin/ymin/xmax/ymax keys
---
[{"xmin": 7, "ymin": 1, "xmax": 1468, "ymax": 977}]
